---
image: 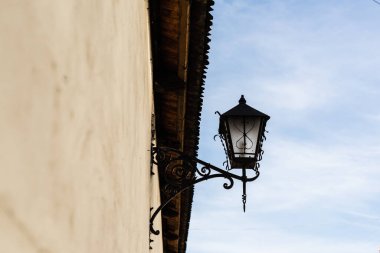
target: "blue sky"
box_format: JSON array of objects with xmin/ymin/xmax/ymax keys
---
[{"xmin": 187, "ymin": 1, "xmax": 380, "ymax": 252}]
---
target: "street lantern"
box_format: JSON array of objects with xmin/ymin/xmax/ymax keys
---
[
  {"xmin": 150, "ymin": 95, "xmax": 270, "ymax": 239},
  {"xmin": 218, "ymin": 95, "xmax": 270, "ymax": 169}
]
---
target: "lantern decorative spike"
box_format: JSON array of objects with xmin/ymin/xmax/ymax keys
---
[
  {"xmin": 239, "ymin": 95, "xmax": 246, "ymax": 104},
  {"xmin": 242, "ymin": 167, "xmax": 247, "ymax": 212},
  {"xmin": 242, "ymin": 194, "xmax": 246, "ymax": 212}
]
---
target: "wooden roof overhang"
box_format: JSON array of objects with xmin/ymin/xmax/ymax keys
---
[{"xmin": 149, "ymin": 0, "xmax": 214, "ymax": 252}]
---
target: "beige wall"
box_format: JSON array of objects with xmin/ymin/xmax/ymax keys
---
[{"xmin": 0, "ymin": 0, "xmax": 162, "ymax": 252}]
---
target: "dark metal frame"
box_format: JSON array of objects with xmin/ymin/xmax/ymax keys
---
[
  {"xmin": 149, "ymin": 145, "xmax": 261, "ymax": 236},
  {"xmin": 217, "ymin": 114, "xmax": 268, "ymax": 170}
]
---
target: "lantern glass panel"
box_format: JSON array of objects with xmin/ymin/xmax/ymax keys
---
[{"xmin": 227, "ymin": 117, "xmax": 261, "ymax": 159}]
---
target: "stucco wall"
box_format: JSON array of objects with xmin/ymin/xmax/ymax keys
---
[{"xmin": 0, "ymin": 0, "xmax": 162, "ymax": 252}]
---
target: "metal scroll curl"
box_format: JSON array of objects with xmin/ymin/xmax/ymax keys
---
[{"xmin": 214, "ymin": 133, "xmax": 231, "ymax": 170}]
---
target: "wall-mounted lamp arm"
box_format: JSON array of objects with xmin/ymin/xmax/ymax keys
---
[{"xmin": 149, "ymin": 146, "xmax": 260, "ymax": 235}]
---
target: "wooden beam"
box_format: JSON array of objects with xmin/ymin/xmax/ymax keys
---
[{"xmin": 178, "ymin": 0, "xmax": 191, "ymax": 82}]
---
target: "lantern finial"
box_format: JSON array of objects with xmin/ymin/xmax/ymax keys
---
[{"xmin": 239, "ymin": 95, "xmax": 246, "ymax": 104}]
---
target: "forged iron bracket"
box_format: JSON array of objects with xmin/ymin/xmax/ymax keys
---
[{"xmin": 149, "ymin": 146, "xmax": 260, "ymax": 237}]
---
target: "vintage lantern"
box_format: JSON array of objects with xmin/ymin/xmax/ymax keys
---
[{"xmin": 219, "ymin": 95, "xmax": 270, "ymax": 169}]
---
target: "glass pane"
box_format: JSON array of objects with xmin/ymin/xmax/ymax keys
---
[{"xmin": 228, "ymin": 117, "xmax": 261, "ymax": 159}]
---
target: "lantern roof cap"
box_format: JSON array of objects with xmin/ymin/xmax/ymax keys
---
[{"xmin": 222, "ymin": 95, "xmax": 270, "ymax": 119}]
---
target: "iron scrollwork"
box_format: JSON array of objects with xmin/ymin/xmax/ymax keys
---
[{"xmin": 149, "ymin": 146, "xmax": 260, "ymax": 236}]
